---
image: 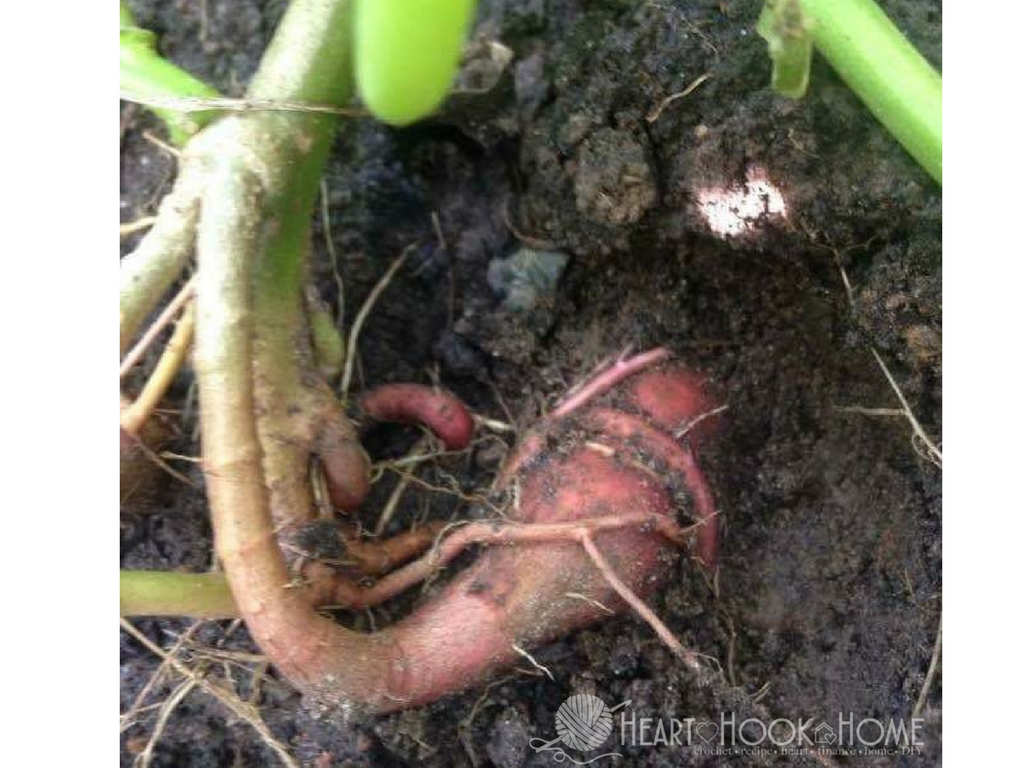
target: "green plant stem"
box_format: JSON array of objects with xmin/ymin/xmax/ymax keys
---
[
  {"xmin": 119, "ymin": 1, "xmax": 220, "ymax": 144},
  {"xmin": 229, "ymin": 0, "xmax": 365, "ymax": 536},
  {"xmin": 308, "ymin": 287, "xmax": 345, "ymax": 379},
  {"xmin": 120, "ymin": 570, "xmax": 237, "ymax": 618},
  {"xmin": 192, "ymin": 0, "xmax": 376, "ymax": 696},
  {"xmin": 801, "ymin": 0, "xmax": 941, "ymax": 183},
  {"xmin": 119, "ymin": 0, "xmax": 135, "ymax": 28},
  {"xmin": 758, "ymin": 0, "xmax": 941, "ymax": 184},
  {"xmin": 123, "ymin": 0, "xmax": 360, "ymax": 626}
]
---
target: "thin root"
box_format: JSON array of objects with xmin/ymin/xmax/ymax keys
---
[
  {"xmin": 580, "ymin": 532, "xmax": 703, "ymax": 674},
  {"xmin": 134, "ymin": 438, "xmax": 200, "ymax": 489},
  {"xmin": 673, "ymin": 403, "xmax": 730, "ymax": 440},
  {"xmin": 564, "ymin": 592, "xmax": 614, "ymax": 615},
  {"xmin": 646, "ymin": 73, "xmax": 712, "ymax": 123},
  {"xmin": 135, "ymin": 678, "xmax": 196, "ymax": 768},
  {"xmin": 551, "ymin": 347, "xmax": 671, "ymax": 419},
  {"xmin": 475, "ymin": 415, "xmax": 516, "ymax": 433},
  {"xmin": 458, "ymin": 677, "xmax": 515, "ymax": 768},
  {"xmin": 836, "ymin": 348, "xmax": 942, "ymax": 468},
  {"xmin": 121, "ymin": 216, "xmax": 158, "ymax": 239},
  {"xmin": 142, "ymin": 130, "xmax": 182, "ymax": 159},
  {"xmin": 511, "ymin": 643, "xmax": 555, "ymax": 681},
  {"xmin": 327, "ymin": 513, "xmax": 699, "ymax": 610},
  {"xmin": 120, "ymin": 619, "xmax": 300, "ymax": 768},
  {"xmin": 122, "ymin": 303, "xmax": 195, "ymax": 435},
  {"xmin": 122, "ymin": 621, "xmax": 206, "ymax": 732},
  {"xmin": 340, "ymin": 243, "xmax": 414, "ymax": 399},
  {"xmin": 121, "ymin": 276, "xmax": 195, "ymax": 379},
  {"xmin": 912, "ymin": 615, "xmax": 941, "ymax": 719},
  {"xmin": 871, "ymin": 347, "xmax": 942, "ymax": 467},
  {"xmin": 375, "ymin": 436, "xmax": 430, "ymax": 534}
]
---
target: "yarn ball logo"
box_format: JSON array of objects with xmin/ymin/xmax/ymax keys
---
[
  {"xmin": 530, "ymin": 694, "xmax": 631, "ymax": 764},
  {"xmin": 557, "ymin": 695, "xmax": 614, "ymax": 751}
]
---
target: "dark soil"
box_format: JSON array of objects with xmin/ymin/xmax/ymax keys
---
[{"xmin": 121, "ymin": 1, "xmax": 941, "ymax": 766}]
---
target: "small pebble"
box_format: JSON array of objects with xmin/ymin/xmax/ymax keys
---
[{"xmin": 487, "ymin": 247, "xmax": 569, "ymax": 312}]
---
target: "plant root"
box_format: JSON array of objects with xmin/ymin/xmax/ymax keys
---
[
  {"xmin": 120, "ymin": 619, "xmax": 300, "ymax": 768},
  {"xmin": 120, "ymin": 168, "xmax": 202, "ymax": 354},
  {"xmin": 120, "ymin": 276, "xmax": 195, "ymax": 378},
  {"xmin": 154, "ymin": 0, "xmax": 727, "ymax": 718},
  {"xmin": 580, "ymin": 531, "xmax": 703, "ymax": 674},
  {"xmin": 121, "ymin": 303, "xmax": 195, "ymax": 435},
  {"xmin": 359, "ymin": 383, "xmax": 475, "ymax": 450},
  {"xmin": 300, "ymin": 512, "xmax": 701, "ymax": 611},
  {"xmin": 550, "ymin": 347, "xmax": 671, "ymax": 419},
  {"xmin": 340, "ymin": 243, "xmax": 412, "ymax": 398}
]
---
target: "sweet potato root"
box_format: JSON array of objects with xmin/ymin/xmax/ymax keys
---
[
  {"xmin": 359, "ymin": 382, "xmax": 475, "ymax": 450},
  {"xmin": 199, "ymin": 297, "xmax": 722, "ymax": 713},
  {"xmin": 285, "ymin": 353, "xmax": 720, "ymax": 711},
  {"xmin": 337, "ymin": 354, "xmax": 723, "ymax": 708}
]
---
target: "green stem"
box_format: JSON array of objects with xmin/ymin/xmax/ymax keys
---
[
  {"xmin": 191, "ymin": 0, "xmax": 373, "ymax": 696},
  {"xmin": 804, "ymin": 0, "xmax": 941, "ymax": 183},
  {"xmin": 120, "ymin": 570, "xmax": 238, "ymax": 618},
  {"xmin": 119, "ymin": 1, "xmax": 220, "ymax": 144},
  {"xmin": 123, "ymin": 0, "xmax": 359, "ymax": 625},
  {"xmin": 236, "ymin": 0, "xmax": 363, "ymax": 533},
  {"xmin": 759, "ymin": 0, "xmax": 941, "ymax": 184},
  {"xmin": 309, "ymin": 291, "xmax": 345, "ymax": 379},
  {"xmin": 119, "ymin": 0, "xmax": 135, "ymax": 28}
]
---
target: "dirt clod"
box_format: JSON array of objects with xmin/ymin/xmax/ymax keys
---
[{"xmin": 574, "ymin": 127, "xmax": 657, "ymax": 226}]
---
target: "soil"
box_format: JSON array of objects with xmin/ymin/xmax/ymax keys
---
[{"xmin": 120, "ymin": 1, "xmax": 942, "ymax": 766}]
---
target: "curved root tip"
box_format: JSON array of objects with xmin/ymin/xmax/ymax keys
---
[
  {"xmin": 360, "ymin": 383, "xmax": 475, "ymax": 450},
  {"xmin": 315, "ymin": 416, "xmax": 371, "ymax": 512}
]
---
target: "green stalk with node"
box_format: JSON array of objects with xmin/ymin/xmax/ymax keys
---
[
  {"xmin": 120, "ymin": 570, "xmax": 237, "ymax": 619},
  {"xmin": 757, "ymin": 0, "xmax": 942, "ymax": 184},
  {"xmin": 119, "ymin": 0, "xmax": 220, "ymax": 144}
]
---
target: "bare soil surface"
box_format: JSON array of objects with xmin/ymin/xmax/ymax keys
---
[{"xmin": 120, "ymin": 1, "xmax": 941, "ymax": 766}]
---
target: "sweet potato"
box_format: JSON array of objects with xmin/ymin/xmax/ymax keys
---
[
  {"xmin": 375, "ymin": 357, "xmax": 720, "ymax": 706},
  {"xmin": 290, "ymin": 352, "xmax": 720, "ymax": 711},
  {"xmin": 203, "ymin": 345, "xmax": 723, "ymax": 713}
]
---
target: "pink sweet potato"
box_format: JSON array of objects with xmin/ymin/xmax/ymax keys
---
[
  {"xmin": 211, "ymin": 350, "xmax": 723, "ymax": 712},
  {"xmin": 356, "ymin": 359, "xmax": 723, "ymax": 707}
]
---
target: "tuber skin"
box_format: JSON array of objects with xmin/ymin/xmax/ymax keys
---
[
  {"xmin": 313, "ymin": 383, "xmax": 474, "ymax": 516},
  {"xmin": 258, "ymin": 351, "xmax": 721, "ymax": 712}
]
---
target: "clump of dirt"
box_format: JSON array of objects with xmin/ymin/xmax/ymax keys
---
[{"xmin": 121, "ymin": 1, "xmax": 941, "ymax": 766}]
